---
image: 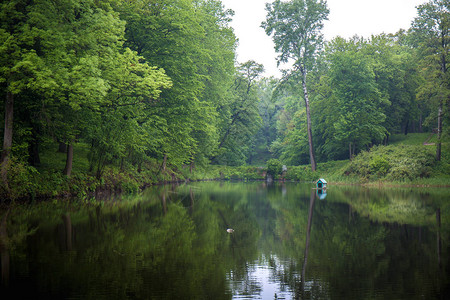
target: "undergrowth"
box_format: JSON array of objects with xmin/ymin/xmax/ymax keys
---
[{"xmin": 1, "ymin": 133, "xmax": 449, "ymax": 201}]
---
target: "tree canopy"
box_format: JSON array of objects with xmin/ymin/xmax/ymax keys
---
[{"xmin": 0, "ymin": 0, "xmax": 448, "ymax": 196}]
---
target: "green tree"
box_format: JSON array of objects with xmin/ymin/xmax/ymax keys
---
[
  {"xmin": 324, "ymin": 37, "xmax": 388, "ymax": 159},
  {"xmin": 365, "ymin": 34, "xmax": 420, "ymax": 136},
  {"xmin": 85, "ymin": 49, "xmax": 171, "ymax": 178},
  {"xmin": 262, "ymin": 0, "xmax": 329, "ymax": 171},
  {"xmin": 213, "ymin": 61, "xmax": 263, "ymax": 165},
  {"xmin": 271, "ymin": 78, "xmax": 312, "ymax": 165},
  {"xmin": 410, "ymin": 0, "xmax": 449, "ymax": 161},
  {"xmin": 247, "ymin": 78, "xmax": 280, "ymax": 165},
  {"xmin": 117, "ymin": 0, "xmax": 237, "ymax": 169},
  {"xmin": 193, "ymin": 0, "xmax": 237, "ymax": 167},
  {"xmin": 26, "ymin": 0, "xmax": 128, "ymax": 176},
  {"xmin": 0, "ymin": 0, "xmax": 43, "ymax": 186}
]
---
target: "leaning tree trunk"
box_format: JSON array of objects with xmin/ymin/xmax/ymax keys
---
[
  {"xmin": 436, "ymin": 100, "xmax": 443, "ymax": 161},
  {"xmin": 1, "ymin": 91, "xmax": 14, "ymax": 187},
  {"xmin": 63, "ymin": 143, "xmax": 74, "ymax": 177},
  {"xmin": 301, "ymin": 70, "xmax": 317, "ymax": 172}
]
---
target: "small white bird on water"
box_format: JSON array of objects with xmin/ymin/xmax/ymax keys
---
[{"xmin": 226, "ymin": 228, "xmax": 234, "ymax": 233}]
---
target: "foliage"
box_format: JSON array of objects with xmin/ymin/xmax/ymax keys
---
[
  {"xmin": 284, "ymin": 165, "xmax": 315, "ymax": 181},
  {"xmin": 247, "ymin": 78, "xmax": 280, "ymax": 165},
  {"xmin": 266, "ymin": 159, "xmax": 283, "ymax": 178},
  {"xmin": 1, "ymin": 0, "xmax": 449, "ymax": 200},
  {"xmin": 117, "ymin": 0, "xmax": 237, "ymax": 168},
  {"xmin": 344, "ymin": 145, "xmax": 437, "ymax": 181},
  {"xmin": 409, "ymin": 0, "xmax": 449, "ymax": 161},
  {"xmin": 213, "ymin": 60, "xmax": 264, "ymax": 165},
  {"xmin": 262, "ymin": 0, "xmax": 329, "ymax": 72},
  {"xmin": 262, "ymin": 0, "xmax": 329, "ymax": 171}
]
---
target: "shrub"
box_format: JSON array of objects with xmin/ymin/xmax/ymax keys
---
[
  {"xmin": 0, "ymin": 158, "xmax": 37, "ymax": 200},
  {"xmin": 343, "ymin": 145, "xmax": 436, "ymax": 181},
  {"xmin": 285, "ymin": 166, "xmax": 315, "ymax": 181},
  {"xmin": 266, "ymin": 159, "xmax": 283, "ymax": 179},
  {"xmin": 369, "ymin": 155, "xmax": 391, "ymax": 177}
]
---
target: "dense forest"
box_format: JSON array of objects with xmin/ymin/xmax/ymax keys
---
[{"xmin": 0, "ymin": 0, "xmax": 449, "ymax": 199}]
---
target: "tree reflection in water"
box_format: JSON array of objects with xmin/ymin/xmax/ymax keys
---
[{"xmin": 0, "ymin": 182, "xmax": 448, "ymax": 299}]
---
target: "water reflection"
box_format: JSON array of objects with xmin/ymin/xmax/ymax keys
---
[
  {"xmin": 228, "ymin": 255, "xmax": 296, "ymax": 299},
  {"xmin": 0, "ymin": 182, "xmax": 448, "ymax": 299},
  {"xmin": 0, "ymin": 210, "xmax": 9, "ymax": 287},
  {"xmin": 299, "ymin": 190, "xmax": 315, "ymax": 299}
]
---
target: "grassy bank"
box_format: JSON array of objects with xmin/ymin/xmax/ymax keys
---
[{"xmin": 1, "ymin": 133, "xmax": 449, "ymax": 201}]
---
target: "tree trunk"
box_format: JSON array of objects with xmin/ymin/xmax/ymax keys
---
[
  {"xmin": 1, "ymin": 91, "xmax": 14, "ymax": 187},
  {"xmin": 58, "ymin": 141, "xmax": 67, "ymax": 153},
  {"xmin": 349, "ymin": 142, "xmax": 352, "ymax": 160},
  {"xmin": 419, "ymin": 113, "xmax": 423, "ymax": 133},
  {"xmin": 301, "ymin": 71, "xmax": 316, "ymax": 172},
  {"xmin": 436, "ymin": 100, "xmax": 442, "ymax": 161},
  {"xmin": 404, "ymin": 119, "xmax": 409, "ymax": 135},
  {"xmin": 120, "ymin": 157, "xmax": 124, "ymax": 172},
  {"xmin": 28, "ymin": 136, "xmax": 41, "ymax": 166},
  {"xmin": 411, "ymin": 120, "xmax": 416, "ymax": 133},
  {"xmin": 63, "ymin": 143, "xmax": 74, "ymax": 177},
  {"xmin": 436, "ymin": 30, "xmax": 446, "ymax": 161},
  {"xmin": 162, "ymin": 154, "xmax": 167, "ymax": 171}
]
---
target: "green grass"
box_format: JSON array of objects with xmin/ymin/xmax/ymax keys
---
[
  {"xmin": 38, "ymin": 141, "xmax": 91, "ymax": 175},
  {"xmin": 389, "ymin": 133, "xmax": 431, "ymax": 145},
  {"xmin": 193, "ymin": 132, "xmax": 450, "ymax": 186}
]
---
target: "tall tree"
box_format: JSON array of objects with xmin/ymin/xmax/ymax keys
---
[
  {"xmin": 411, "ymin": 0, "xmax": 449, "ymax": 161},
  {"xmin": 213, "ymin": 61, "xmax": 263, "ymax": 165},
  {"xmin": 34, "ymin": 0, "xmax": 127, "ymax": 176},
  {"xmin": 270, "ymin": 78, "xmax": 312, "ymax": 165},
  {"xmin": 326, "ymin": 37, "xmax": 388, "ymax": 159},
  {"xmin": 262, "ymin": 0, "xmax": 329, "ymax": 171},
  {"xmin": 0, "ymin": 0, "xmax": 41, "ymax": 186},
  {"xmin": 85, "ymin": 49, "xmax": 171, "ymax": 178},
  {"xmin": 364, "ymin": 34, "xmax": 420, "ymax": 136},
  {"xmin": 248, "ymin": 78, "xmax": 280, "ymax": 165},
  {"xmin": 117, "ymin": 0, "xmax": 237, "ymax": 168},
  {"xmin": 189, "ymin": 0, "xmax": 237, "ymax": 167}
]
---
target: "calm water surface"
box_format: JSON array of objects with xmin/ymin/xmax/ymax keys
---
[{"xmin": 0, "ymin": 182, "xmax": 449, "ymax": 299}]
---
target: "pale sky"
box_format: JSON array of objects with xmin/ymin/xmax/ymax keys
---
[{"xmin": 221, "ymin": 0, "xmax": 429, "ymax": 78}]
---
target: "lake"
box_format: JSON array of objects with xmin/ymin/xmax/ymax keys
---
[{"xmin": 0, "ymin": 182, "xmax": 449, "ymax": 299}]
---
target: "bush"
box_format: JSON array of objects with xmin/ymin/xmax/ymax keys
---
[
  {"xmin": 344, "ymin": 145, "xmax": 436, "ymax": 181},
  {"xmin": 285, "ymin": 166, "xmax": 315, "ymax": 181},
  {"xmin": 0, "ymin": 158, "xmax": 37, "ymax": 200},
  {"xmin": 369, "ymin": 155, "xmax": 391, "ymax": 177},
  {"xmin": 266, "ymin": 159, "xmax": 283, "ymax": 179}
]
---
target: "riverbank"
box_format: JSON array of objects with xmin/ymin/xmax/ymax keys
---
[
  {"xmin": 1, "ymin": 134, "xmax": 449, "ymax": 201},
  {"xmin": 1, "ymin": 158, "xmax": 448, "ymax": 202}
]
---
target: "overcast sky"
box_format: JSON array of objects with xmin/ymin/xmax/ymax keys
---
[{"xmin": 220, "ymin": 0, "xmax": 429, "ymax": 78}]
